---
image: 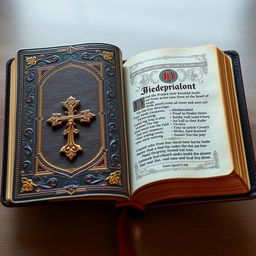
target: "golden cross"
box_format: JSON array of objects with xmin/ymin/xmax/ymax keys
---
[{"xmin": 47, "ymin": 96, "xmax": 96, "ymax": 161}]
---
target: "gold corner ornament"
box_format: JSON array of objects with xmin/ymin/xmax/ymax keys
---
[
  {"xmin": 101, "ymin": 51, "xmax": 114, "ymax": 63},
  {"xmin": 106, "ymin": 171, "xmax": 121, "ymax": 185},
  {"xmin": 25, "ymin": 56, "xmax": 40, "ymax": 69},
  {"xmin": 21, "ymin": 177, "xmax": 38, "ymax": 192},
  {"xmin": 96, "ymin": 50, "xmax": 114, "ymax": 63},
  {"xmin": 47, "ymin": 96, "xmax": 96, "ymax": 161}
]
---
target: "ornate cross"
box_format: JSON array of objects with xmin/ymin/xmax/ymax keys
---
[{"xmin": 47, "ymin": 96, "xmax": 96, "ymax": 161}]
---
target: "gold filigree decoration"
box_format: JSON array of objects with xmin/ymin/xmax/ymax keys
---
[
  {"xmin": 47, "ymin": 96, "xmax": 96, "ymax": 161},
  {"xmin": 96, "ymin": 50, "xmax": 114, "ymax": 63},
  {"xmin": 106, "ymin": 171, "xmax": 121, "ymax": 185},
  {"xmin": 65, "ymin": 186, "xmax": 77, "ymax": 195},
  {"xmin": 26, "ymin": 56, "xmax": 40, "ymax": 69},
  {"xmin": 57, "ymin": 45, "xmax": 85, "ymax": 54},
  {"xmin": 21, "ymin": 177, "xmax": 37, "ymax": 192},
  {"xmin": 55, "ymin": 187, "xmax": 88, "ymax": 195}
]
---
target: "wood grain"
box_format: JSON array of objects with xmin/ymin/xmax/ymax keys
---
[{"xmin": 0, "ymin": 1, "xmax": 256, "ymax": 255}]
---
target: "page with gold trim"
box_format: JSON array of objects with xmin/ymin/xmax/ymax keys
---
[{"xmin": 123, "ymin": 45, "xmax": 234, "ymax": 194}]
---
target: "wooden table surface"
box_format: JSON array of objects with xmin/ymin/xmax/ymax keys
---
[{"xmin": 0, "ymin": 1, "xmax": 256, "ymax": 255}]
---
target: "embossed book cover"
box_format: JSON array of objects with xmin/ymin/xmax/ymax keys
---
[
  {"xmin": 3, "ymin": 44, "xmax": 129, "ymax": 204},
  {"xmin": 2, "ymin": 43, "xmax": 256, "ymax": 206}
]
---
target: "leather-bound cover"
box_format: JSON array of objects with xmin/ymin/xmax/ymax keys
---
[
  {"xmin": 226, "ymin": 51, "xmax": 256, "ymax": 194},
  {"xmin": 1, "ymin": 44, "xmax": 129, "ymax": 205}
]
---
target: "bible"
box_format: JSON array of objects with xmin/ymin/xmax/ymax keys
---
[{"xmin": 1, "ymin": 43, "xmax": 256, "ymax": 206}]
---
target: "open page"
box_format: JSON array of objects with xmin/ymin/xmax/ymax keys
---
[{"xmin": 123, "ymin": 45, "xmax": 233, "ymax": 193}]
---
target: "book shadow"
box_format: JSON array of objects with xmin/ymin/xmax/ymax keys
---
[
  {"xmin": 11, "ymin": 200, "xmax": 253, "ymax": 256},
  {"xmin": 129, "ymin": 201, "xmax": 252, "ymax": 256},
  {"xmin": 12, "ymin": 201, "xmax": 119, "ymax": 256}
]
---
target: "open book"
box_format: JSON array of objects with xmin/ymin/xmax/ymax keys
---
[{"xmin": 1, "ymin": 43, "xmax": 255, "ymax": 206}]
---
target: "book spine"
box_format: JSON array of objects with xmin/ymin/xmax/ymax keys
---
[
  {"xmin": 224, "ymin": 50, "xmax": 256, "ymax": 196},
  {"xmin": 1, "ymin": 58, "xmax": 14, "ymax": 207}
]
